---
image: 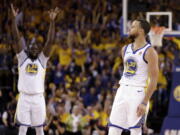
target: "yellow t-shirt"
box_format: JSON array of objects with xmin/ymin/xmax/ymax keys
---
[
  {"xmin": 100, "ymin": 111, "xmax": 108, "ymax": 126},
  {"xmin": 82, "ymin": 115, "xmax": 91, "ymax": 123},
  {"xmin": 59, "ymin": 113, "xmax": 70, "ymax": 124},
  {"xmin": 28, "ymin": 32, "xmax": 35, "ymax": 40},
  {"xmin": 104, "ymin": 43, "xmax": 116, "ymax": 50},
  {"xmin": 74, "ymin": 49, "xmax": 86, "ymax": 66},
  {"xmin": 113, "ymin": 57, "xmax": 122, "ymax": 72},
  {"xmin": 92, "ymin": 43, "xmax": 104, "ymax": 51},
  {"xmin": 75, "ymin": 76, "xmax": 87, "ymax": 84},
  {"xmin": 58, "ymin": 47, "xmax": 72, "ymax": 66},
  {"xmin": 166, "ymin": 51, "xmax": 174, "ymax": 60},
  {"xmin": 0, "ymin": 44, "xmax": 6, "ymax": 49},
  {"xmin": 50, "ymin": 44, "xmax": 59, "ymax": 56},
  {"xmin": 158, "ymin": 53, "xmax": 165, "ymax": 60},
  {"xmin": 92, "ymin": 110, "xmax": 100, "ymax": 120},
  {"xmin": 172, "ymin": 37, "xmax": 180, "ymax": 50}
]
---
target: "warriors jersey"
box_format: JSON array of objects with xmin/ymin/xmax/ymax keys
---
[
  {"xmin": 119, "ymin": 43, "xmax": 151, "ymax": 87},
  {"xmin": 16, "ymin": 50, "xmax": 49, "ymax": 94}
]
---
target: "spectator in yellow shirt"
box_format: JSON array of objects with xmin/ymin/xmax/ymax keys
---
[
  {"xmin": 74, "ymin": 45, "xmax": 87, "ymax": 72},
  {"xmin": 52, "ymin": 39, "xmax": 73, "ymax": 67}
]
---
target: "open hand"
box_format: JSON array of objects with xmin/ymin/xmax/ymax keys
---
[
  {"xmin": 11, "ymin": 4, "xmax": 19, "ymax": 18},
  {"xmin": 48, "ymin": 7, "xmax": 60, "ymax": 21},
  {"xmin": 137, "ymin": 103, "xmax": 146, "ymax": 117}
]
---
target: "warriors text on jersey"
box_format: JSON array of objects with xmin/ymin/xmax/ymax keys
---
[
  {"xmin": 119, "ymin": 43, "xmax": 151, "ymax": 87},
  {"xmin": 17, "ymin": 50, "xmax": 49, "ymax": 94}
]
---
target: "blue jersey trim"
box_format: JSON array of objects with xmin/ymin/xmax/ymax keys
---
[
  {"xmin": 108, "ymin": 115, "xmax": 144, "ymax": 130},
  {"xmin": 131, "ymin": 43, "xmax": 149, "ymax": 54},
  {"xmin": 108, "ymin": 122, "xmax": 126, "ymax": 130},
  {"xmin": 16, "ymin": 123, "xmax": 31, "ymax": 127},
  {"xmin": 16, "ymin": 123, "xmax": 46, "ymax": 127},
  {"xmin": 129, "ymin": 115, "xmax": 145, "ymax": 129},
  {"xmin": 38, "ymin": 58, "xmax": 45, "ymax": 69},
  {"xmin": 32, "ymin": 123, "xmax": 46, "ymax": 127},
  {"xmin": 20, "ymin": 57, "xmax": 28, "ymax": 67},
  {"xmin": 108, "ymin": 123, "xmax": 142, "ymax": 131},
  {"xmin": 129, "ymin": 126, "xmax": 141, "ymax": 129},
  {"xmin": 143, "ymin": 46, "xmax": 151, "ymax": 64},
  {"xmin": 123, "ymin": 45, "xmax": 129, "ymax": 57}
]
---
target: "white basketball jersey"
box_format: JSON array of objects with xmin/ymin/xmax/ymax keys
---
[
  {"xmin": 17, "ymin": 50, "xmax": 49, "ymax": 94},
  {"xmin": 119, "ymin": 43, "xmax": 151, "ymax": 87}
]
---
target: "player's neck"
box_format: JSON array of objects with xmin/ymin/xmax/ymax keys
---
[{"xmin": 134, "ymin": 36, "xmax": 147, "ymax": 49}]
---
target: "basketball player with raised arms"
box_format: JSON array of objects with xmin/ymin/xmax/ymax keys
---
[
  {"xmin": 108, "ymin": 19, "xmax": 159, "ymax": 135},
  {"xmin": 11, "ymin": 4, "xmax": 60, "ymax": 135}
]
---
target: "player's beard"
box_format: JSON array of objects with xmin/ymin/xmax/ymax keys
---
[
  {"xmin": 28, "ymin": 52, "xmax": 38, "ymax": 61},
  {"xmin": 128, "ymin": 33, "xmax": 138, "ymax": 42}
]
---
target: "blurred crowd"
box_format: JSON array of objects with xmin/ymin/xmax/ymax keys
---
[{"xmin": 0, "ymin": 0, "xmax": 180, "ymax": 135}]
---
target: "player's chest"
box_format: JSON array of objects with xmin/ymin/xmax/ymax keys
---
[{"xmin": 21, "ymin": 59, "xmax": 43, "ymax": 75}]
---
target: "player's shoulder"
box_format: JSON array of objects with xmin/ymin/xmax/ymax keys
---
[
  {"xmin": 145, "ymin": 45, "xmax": 158, "ymax": 60},
  {"xmin": 124, "ymin": 43, "xmax": 132, "ymax": 48},
  {"xmin": 146, "ymin": 45, "xmax": 157, "ymax": 55},
  {"xmin": 121, "ymin": 43, "xmax": 131, "ymax": 58},
  {"xmin": 122, "ymin": 43, "xmax": 131, "ymax": 51},
  {"xmin": 17, "ymin": 49, "xmax": 28, "ymax": 57}
]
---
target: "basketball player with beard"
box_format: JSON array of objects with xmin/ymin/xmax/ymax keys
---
[
  {"xmin": 11, "ymin": 4, "xmax": 60, "ymax": 135},
  {"xmin": 108, "ymin": 19, "xmax": 159, "ymax": 135}
]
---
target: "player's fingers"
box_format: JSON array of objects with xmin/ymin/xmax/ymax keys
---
[
  {"xmin": 139, "ymin": 110, "xmax": 143, "ymax": 117},
  {"xmin": 11, "ymin": 3, "xmax": 13, "ymax": 9},
  {"xmin": 137, "ymin": 107, "xmax": 143, "ymax": 117},
  {"xmin": 142, "ymin": 109, "xmax": 145, "ymax": 115},
  {"xmin": 137, "ymin": 107, "xmax": 140, "ymax": 116},
  {"xmin": 140, "ymin": 109, "xmax": 146, "ymax": 116},
  {"xmin": 11, "ymin": 4, "xmax": 15, "ymax": 14},
  {"xmin": 54, "ymin": 7, "xmax": 59, "ymax": 12}
]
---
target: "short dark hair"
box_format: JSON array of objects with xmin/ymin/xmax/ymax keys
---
[{"xmin": 136, "ymin": 19, "xmax": 151, "ymax": 35}]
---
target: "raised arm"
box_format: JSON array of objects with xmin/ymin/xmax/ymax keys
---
[
  {"xmin": 11, "ymin": 4, "xmax": 23, "ymax": 53},
  {"xmin": 43, "ymin": 8, "xmax": 60, "ymax": 57}
]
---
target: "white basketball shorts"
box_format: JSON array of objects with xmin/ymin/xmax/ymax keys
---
[
  {"xmin": 109, "ymin": 84, "xmax": 146, "ymax": 130},
  {"xmin": 15, "ymin": 92, "xmax": 46, "ymax": 127}
]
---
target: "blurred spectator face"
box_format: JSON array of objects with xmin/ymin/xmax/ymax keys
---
[
  {"xmin": 95, "ymin": 79, "xmax": 101, "ymax": 87},
  {"xmin": 77, "ymin": 102, "xmax": 84, "ymax": 110},
  {"xmin": 90, "ymin": 87, "xmax": 96, "ymax": 95},
  {"xmin": 98, "ymin": 93, "xmax": 104, "ymax": 102},
  {"xmin": 59, "ymin": 124, "xmax": 66, "ymax": 134},
  {"xmin": 55, "ymin": 89, "xmax": 61, "ymax": 98},
  {"xmin": 87, "ymin": 106, "xmax": 93, "ymax": 114},
  {"xmin": 94, "ymin": 103, "xmax": 102, "ymax": 111},
  {"xmin": 61, "ymin": 39, "xmax": 68, "ymax": 49},
  {"xmin": 56, "ymin": 104, "xmax": 64, "ymax": 114},
  {"xmin": 72, "ymin": 105, "xmax": 80, "ymax": 115}
]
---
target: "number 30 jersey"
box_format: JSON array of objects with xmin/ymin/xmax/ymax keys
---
[{"xmin": 119, "ymin": 43, "xmax": 151, "ymax": 87}]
